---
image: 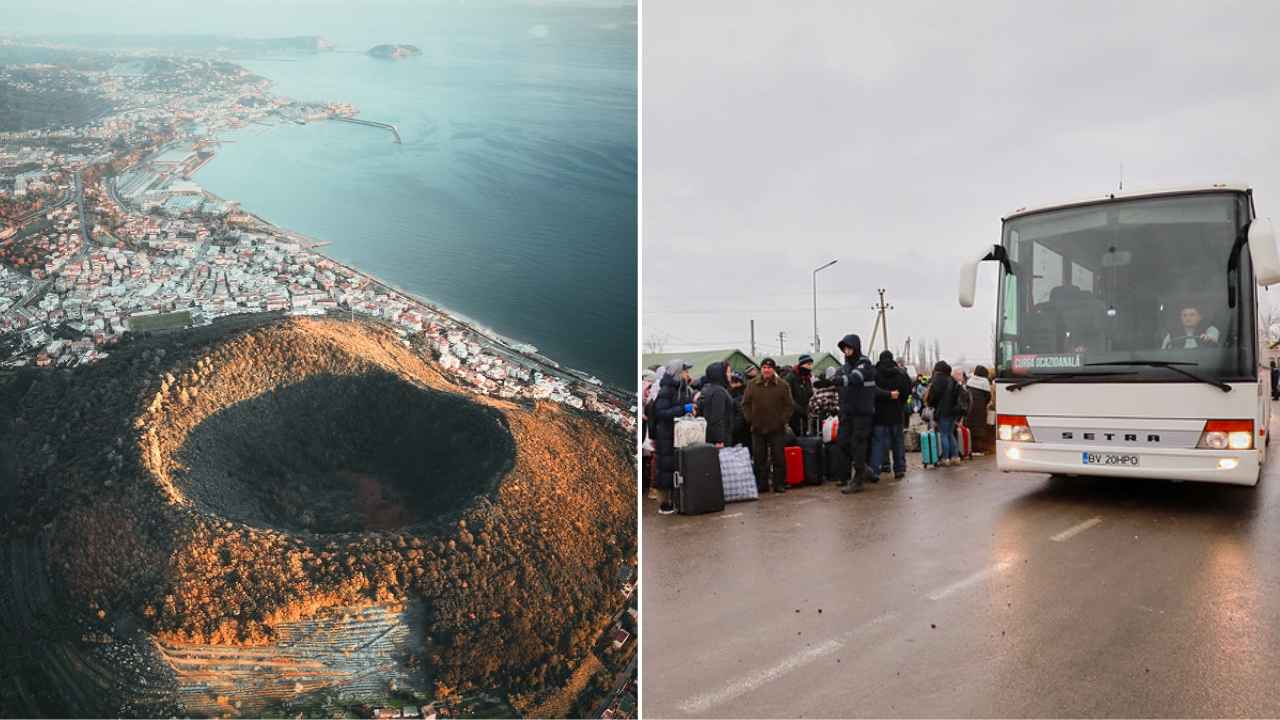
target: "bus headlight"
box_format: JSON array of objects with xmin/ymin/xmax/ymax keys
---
[
  {"xmin": 1197, "ymin": 420, "xmax": 1253, "ymax": 450},
  {"xmin": 997, "ymin": 414, "xmax": 1035, "ymax": 443}
]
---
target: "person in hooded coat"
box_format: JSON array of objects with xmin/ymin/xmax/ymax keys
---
[
  {"xmin": 697, "ymin": 361, "xmax": 737, "ymax": 447},
  {"xmin": 825, "ymin": 333, "xmax": 885, "ymax": 493},
  {"xmin": 924, "ymin": 360, "xmax": 962, "ymax": 466},
  {"xmin": 965, "ymin": 365, "xmax": 994, "ymax": 454},
  {"xmin": 870, "ymin": 350, "xmax": 914, "ymax": 479},
  {"xmin": 653, "ymin": 359, "xmax": 695, "ymax": 514}
]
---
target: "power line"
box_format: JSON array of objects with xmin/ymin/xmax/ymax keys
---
[{"xmin": 646, "ymin": 305, "xmax": 877, "ymax": 316}]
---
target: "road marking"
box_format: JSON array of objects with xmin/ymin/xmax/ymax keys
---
[
  {"xmin": 676, "ymin": 612, "xmax": 899, "ymax": 715},
  {"xmin": 716, "ymin": 512, "xmax": 744, "ymax": 520},
  {"xmin": 927, "ymin": 559, "xmax": 1015, "ymax": 601},
  {"xmin": 1051, "ymin": 516, "xmax": 1102, "ymax": 542}
]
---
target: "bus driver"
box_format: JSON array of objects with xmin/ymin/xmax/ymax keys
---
[{"xmin": 1161, "ymin": 305, "xmax": 1220, "ymax": 349}]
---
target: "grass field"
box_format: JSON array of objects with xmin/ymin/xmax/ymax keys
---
[{"xmin": 129, "ymin": 310, "xmax": 192, "ymax": 333}]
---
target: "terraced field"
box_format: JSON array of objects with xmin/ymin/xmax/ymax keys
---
[{"xmin": 161, "ymin": 603, "xmax": 425, "ymax": 717}]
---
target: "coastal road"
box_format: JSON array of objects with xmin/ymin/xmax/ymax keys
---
[{"xmin": 642, "ymin": 430, "xmax": 1280, "ymax": 717}]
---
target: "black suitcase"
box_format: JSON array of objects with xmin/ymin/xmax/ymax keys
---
[
  {"xmin": 675, "ymin": 443, "xmax": 725, "ymax": 515},
  {"xmin": 824, "ymin": 441, "xmax": 851, "ymax": 483},
  {"xmin": 797, "ymin": 436, "xmax": 824, "ymax": 485}
]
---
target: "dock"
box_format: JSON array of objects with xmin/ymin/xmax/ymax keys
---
[{"xmin": 330, "ymin": 116, "xmax": 402, "ymax": 143}]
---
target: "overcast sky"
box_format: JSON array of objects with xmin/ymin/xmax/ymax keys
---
[
  {"xmin": 642, "ymin": 0, "xmax": 1280, "ymax": 369},
  {"xmin": 0, "ymin": 0, "xmax": 632, "ymax": 43}
]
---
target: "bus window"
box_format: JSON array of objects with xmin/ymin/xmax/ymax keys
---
[
  {"xmin": 1032, "ymin": 242, "xmax": 1063, "ymax": 304},
  {"xmin": 1072, "ymin": 262, "xmax": 1093, "ymax": 293}
]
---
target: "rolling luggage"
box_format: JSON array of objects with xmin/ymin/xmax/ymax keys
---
[
  {"xmin": 921, "ymin": 429, "xmax": 941, "ymax": 467},
  {"xmin": 797, "ymin": 436, "xmax": 824, "ymax": 485},
  {"xmin": 718, "ymin": 446, "xmax": 758, "ymax": 503},
  {"xmin": 824, "ymin": 441, "xmax": 851, "ymax": 483},
  {"xmin": 675, "ymin": 443, "xmax": 725, "ymax": 515},
  {"xmin": 956, "ymin": 424, "xmax": 972, "ymax": 459},
  {"xmin": 784, "ymin": 446, "xmax": 806, "ymax": 486}
]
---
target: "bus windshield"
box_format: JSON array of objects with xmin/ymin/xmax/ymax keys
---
[{"xmin": 995, "ymin": 191, "xmax": 1256, "ymax": 381}]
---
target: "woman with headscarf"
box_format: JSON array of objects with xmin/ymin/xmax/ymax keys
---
[
  {"xmin": 641, "ymin": 369, "xmax": 657, "ymax": 442},
  {"xmin": 965, "ymin": 365, "xmax": 994, "ymax": 454},
  {"xmin": 653, "ymin": 359, "xmax": 695, "ymax": 514}
]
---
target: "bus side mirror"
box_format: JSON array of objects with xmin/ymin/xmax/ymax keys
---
[
  {"xmin": 1250, "ymin": 219, "xmax": 1280, "ymax": 286},
  {"xmin": 959, "ymin": 244, "xmax": 1003, "ymax": 308}
]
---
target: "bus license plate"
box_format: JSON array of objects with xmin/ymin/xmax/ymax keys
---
[{"xmin": 1082, "ymin": 452, "xmax": 1139, "ymax": 467}]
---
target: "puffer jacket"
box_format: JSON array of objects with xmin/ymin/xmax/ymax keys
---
[
  {"xmin": 697, "ymin": 361, "xmax": 736, "ymax": 446},
  {"xmin": 652, "ymin": 362, "xmax": 693, "ymax": 489},
  {"xmin": 808, "ymin": 378, "xmax": 840, "ymax": 425}
]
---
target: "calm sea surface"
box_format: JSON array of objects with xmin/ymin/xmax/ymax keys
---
[{"xmin": 197, "ymin": 15, "xmax": 636, "ymax": 388}]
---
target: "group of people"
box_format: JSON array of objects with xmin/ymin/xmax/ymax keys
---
[{"xmin": 642, "ymin": 333, "xmax": 997, "ymax": 516}]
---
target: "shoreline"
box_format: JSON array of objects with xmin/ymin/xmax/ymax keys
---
[{"xmin": 192, "ymin": 155, "xmax": 628, "ymax": 399}]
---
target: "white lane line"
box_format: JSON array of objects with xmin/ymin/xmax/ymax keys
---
[
  {"xmin": 716, "ymin": 512, "xmax": 744, "ymax": 520},
  {"xmin": 676, "ymin": 612, "xmax": 899, "ymax": 715},
  {"xmin": 1051, "ymin": 516, "xmax": 1102, "ymax": 542},
  {"xmin": 927, "ymin": 559, "xmax": 1015, "ymax": 601}
]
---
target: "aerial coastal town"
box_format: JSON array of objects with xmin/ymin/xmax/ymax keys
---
[{"xmin": 0, "ymin": 45, "xmax": 636, "ymax": 433}]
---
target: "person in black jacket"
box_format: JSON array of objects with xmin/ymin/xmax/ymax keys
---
[
  {"xmin": 653, "ymin": 359, "xmax": 695, "ymax": 514},
  {"xmin": 869, "ymin": 350, "xmax": 914, "ymax": 480},
  {"xmin": 697, "ymin": 361, "xmax": 736, "ymax": 447},
  {"xmin": 826, "ymin": 333, "xmax": 892, "ymax": 494},
  {"xmin": 728, "ymin": 371, "xmax": 750, "ymax": 447},
  {"xmin": 924, "ymin": 360, "xmax": 962, "ymax": 466},
  {"xmin": 786, "ymin": 354, "xmax": 816, "ymax": 436}
]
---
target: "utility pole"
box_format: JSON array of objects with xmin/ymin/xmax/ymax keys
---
[
  {"xmin": 868, "ymin": 288, "xmax": 893, "ymax": 357},
  {"xmin": 750, "ymin": 319, "xmax": 756, "ymax": 358},
  {"xmin": 778, "ymin": 331, "xmax": 786, "ymax": 356}
]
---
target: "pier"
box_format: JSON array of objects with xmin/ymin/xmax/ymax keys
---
[{"xmin": 330, "ymin": 116, "xmax": 402, "ymax": 143}]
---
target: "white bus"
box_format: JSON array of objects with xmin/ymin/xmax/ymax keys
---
[{"xmin": 959, "ymin": 185, "xmax": 1280, "ymax": 485}]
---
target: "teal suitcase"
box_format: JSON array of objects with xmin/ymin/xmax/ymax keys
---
[{"xmin": 921, "ymin": 429, "xmax": 941, "ymax": 467}]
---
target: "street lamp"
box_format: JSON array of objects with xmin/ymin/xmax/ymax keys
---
[{"xmin": 813, "ymin": 259, "xmax": 838, "ymax": 353}]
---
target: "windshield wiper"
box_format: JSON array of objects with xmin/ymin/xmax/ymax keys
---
[
  {"xmin": 1083, "ymin": 360, "xmax": 1232, "ymax": 393},
  {"xmin": 1005, "ymin": 371, "xmax": 1130, "ymax": 392}
]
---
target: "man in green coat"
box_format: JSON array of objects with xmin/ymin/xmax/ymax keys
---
[{"xmin": 742, "ymin": 357, "xmax": 795, "ymax": 493}]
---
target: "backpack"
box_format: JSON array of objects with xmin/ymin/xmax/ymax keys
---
[{"xmin": 953, "ymin": 382, "xmax": 971, "ymax": 416}]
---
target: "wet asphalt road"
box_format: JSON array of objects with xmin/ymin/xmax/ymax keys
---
[{"xmin": 642, "ymin": 440, "xmax": 1280, "ymax": 717}]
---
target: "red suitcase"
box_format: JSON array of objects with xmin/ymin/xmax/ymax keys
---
[
  {"xmin": 956, "ymin": 424, "xmax": 972, "ymax": 459},
  {"xmin": 784, "ymin": 446, "xmax": 805, "ymax": 486}
]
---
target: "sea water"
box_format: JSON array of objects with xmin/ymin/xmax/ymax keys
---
[{"xmin": 196, "ymin": 9, "xmax": 636, "ymax": 388}]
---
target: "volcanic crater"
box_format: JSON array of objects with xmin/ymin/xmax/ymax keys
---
[
  {"xmin": 0, "ymin": 316, "xmax": 635, "ymax": 718},
  {"xmin": 173, "ymin": 371, "xmax": 516, "ymax": 533}
]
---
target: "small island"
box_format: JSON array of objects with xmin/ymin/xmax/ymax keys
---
[{"xmin": 367, "ymin": 44, "xmax": 422, "ymax": 60}]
